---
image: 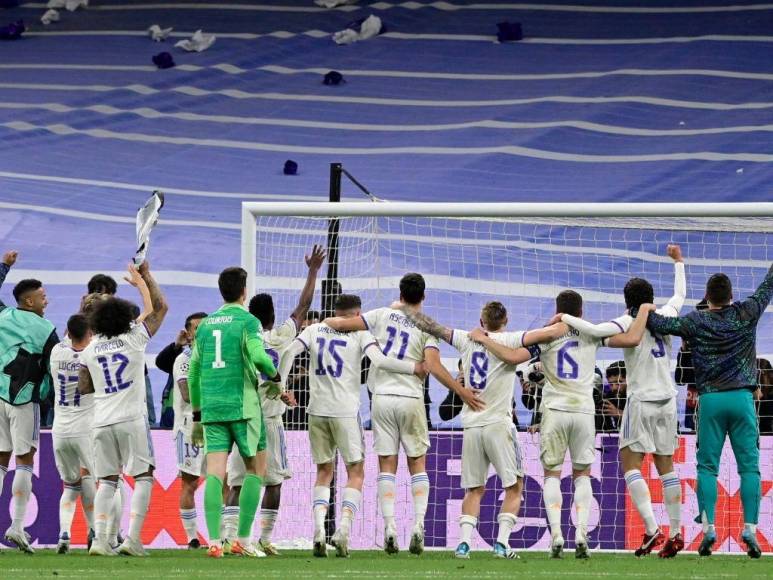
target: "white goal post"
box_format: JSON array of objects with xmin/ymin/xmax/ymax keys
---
[{"xmin": 240, "ymin": 201, "xmax": 773, "ymax": 554}]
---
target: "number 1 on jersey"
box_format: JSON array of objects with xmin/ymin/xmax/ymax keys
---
[{"xmin": 212, "ymin": 329, "xmax": 226, "ymax": 369}]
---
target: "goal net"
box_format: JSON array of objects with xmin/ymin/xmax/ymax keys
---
[{"xmin": 243, "ymin": 202, "xmax": 773, "ymax": 554}]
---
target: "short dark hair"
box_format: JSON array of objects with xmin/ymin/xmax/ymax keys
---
[
  {"xmin": 90, "ymin": 297, "xmax": 135, "ymax": 339},
  {"xmin": 87, "ymin": 274, "xmax": 117, "ymax": 295},
  {"xmin": 399, "ymin": 273, "xmax": 425, "ymax": 305},
  {"xmin": 481, "ymin": 301, "xmax": 507, "ymax": 331},
  {"xmin": 218, "ymin": 267, "xmax": 247, "ymax": 303},
  {"xmin": 13, "ymin": 279, "xmax": 42, "ymax": 303},
  {"xmin": 623, "ymin": 277, "xmax": 654, "ymax": 310},
  {"xmin": 185, "ymin": 311, "xmax": 208, "ymax": 330},
  {"xmin": 67, "ymin": 314, "xmax": 90, "ymax": 341},
  {"xmin": 706, "ymin": 273, "xmax": 732, "ymax": 305},
  {"xmin": 306, "ymin": 309, "xmax": 321, "ymax": 322},
  {"xmin": 335, "ymin": 294, "xmax": 362, "ymax": 311},
  {"xmin": 606, "ymin": 360, "xmax": 626, "ymax": 380},
  {"xmin": 248, "ymin": 294, "xmax": 275, "ymax": 328},
  {"xmin": 556, "ymin": 289, "xmax": 582, "ymax": 317}
]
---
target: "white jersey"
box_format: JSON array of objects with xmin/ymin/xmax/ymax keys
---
[
  {"xmin": 172, "ymin": 349, "xmax": 193, "ymax": 436},
  {"xmin": 49, "ymin": 342, "xmax": 94, "ymax": 438},
  {"xmin": 81, "ymin": 323, "xmax": 150, "ymax": 428},
  {"xmin": 607, "ymin": 308, "xmax": 678, "ymax": 402},
  {"xmin": 259, "ymin": 317, "xmax": 299, "ymax": 418},
  {"xmin": 538, "ymin": 327, "xmax": 600, "ymax": 415},
  {"xmin": 362, "ymin": 307, "xmax": 440, "ymax": 398},
  {"xmin": 298, "ymin": 323, "xmax": 379, "ymax": 418},
  {"xmin": 451, "ymin": 329, "xmax": 524, "ymax": 429}
]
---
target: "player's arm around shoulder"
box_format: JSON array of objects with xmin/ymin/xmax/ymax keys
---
[
  {"xmin": 244, "ymin": 315, "xmax": 280, "ymax": 381},
  {"xmin": 606, "ymin": 304, "xmax": 656, "ymax": 348},
  {"xmin": 77, "ymin": 363, "xmax": 95, "ymax": 395},
  {"xmin": 324, "ymin": 312, "xmax": 369, "ymax": 333}
]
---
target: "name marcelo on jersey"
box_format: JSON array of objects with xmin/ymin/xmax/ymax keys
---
[{"xmin": 94, "ymin": 339, "xmax": 125, "ymax": 354}]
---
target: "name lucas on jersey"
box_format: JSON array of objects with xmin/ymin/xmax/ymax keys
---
[{"xmin": 57, "ymin": 361, "xmax": 81, "ymax": 372}]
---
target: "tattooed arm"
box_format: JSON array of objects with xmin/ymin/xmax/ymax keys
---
[{"xmin": 391, "ymin": 302, "xmax": 453, "ymax": 344}]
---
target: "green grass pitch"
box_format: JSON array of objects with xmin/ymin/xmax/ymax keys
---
[{"xmin": 1, "ymin": 550, "xmax": 770, "ymax": 579}]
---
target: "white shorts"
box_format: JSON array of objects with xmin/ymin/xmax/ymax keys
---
[
  {"xmin": 462, "ymin": 422, "xmax": 524, "ymax": 489},
  {"xmin": 228, "ymin": 416, "xmax": 291, "ymax": 487},
  {"xmin": 93, "ymin": 416, "xmax": 155, "ymax": 479},
  {"xmin": 619, "ymin": 397, "xmax": 678, "ymax": 456},
  {"xmin": 540, "ymin": 408, "xmax": 596, "ymax": 472},
  {"xmin": 53, "ymin": 434, "xmax": 94, "ymax": 483},
  {"xmin": 0, "ymin": 401, "xmax": 40, "ymax": 456},
  {"xmin": 371, "ymin": 394, "xmax": 430, "ymax": 458},
  {"xmin": 175, "ymin": 430, "xmax": 205, "ymax": 478},
  {"xmin": 309, "ymin": 415, "xmax": 365, "ymax": 465}
]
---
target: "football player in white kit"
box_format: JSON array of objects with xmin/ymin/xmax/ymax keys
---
[
  {"xmin": 396, "ymin": 300, "xmax": 566, "ymax": 559},
  {"xmin": 223, "ymin": 244, "xmax": 325, "ymax": 555},
  {"xmin": 326, "ymin": 273, "xmax": 484, "ymax": 556},
  {"xmin": 78, "ymin": 261, "xmax": 168, "ymax": 556},
  {"xmin": 50, "ymin": 314, "xmax": 97, "ymax": 554},
  {"xmin": 559, "ymin": 245, "xmax": 686, "ymax": 558},
  {"xmin": 277, "ymin": 294, "xmax": 427, "ymax": 558},
  {"xmin": 172, "ymin": 312, "xmax": 208, "ymax": 549},
  {"xmin": 473, "ymin": 291, "xmax": 653, "ymax": 559}
]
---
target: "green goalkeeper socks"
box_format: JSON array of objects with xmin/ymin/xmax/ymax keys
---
[
  {"xmin": 204, "ymin": 475, "xmax": 224, "ymax": 541},
  {"xmin": 238, "ymin": 474, "xmax": 263, "ymax": 540}
]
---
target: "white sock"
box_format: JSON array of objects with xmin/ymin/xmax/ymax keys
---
[
  {"xmin": 744, "ymin": 523, "xmax": 757, "ymax": 535},
  {"xmin": 180, "ymin": 508, "xmax": 198, "ymax": 543},
  {"xmin": 573, "ymin": 476, "xmax": 593, "ymax": 544},
  {"xmin": 459, "ymin": 514, "xmax": 477, "ymax": 545},
  {"xmin": 377, "ymin": 473, "xmax": 396, "ymax": 528},
  {"xmin": 81, "ymin": 475, "xmax": 96, "ymax": 531},
  {"xmin": 127, "ymin": 476, "xmax": 153, "ymax": 543},
  {"xmin": 625, "ymin": 470, "xmax": 659, "ymax": 536},
  {"xmin": 659, "ymin": 472, "xmax": 681, "ymax": 538},
  {"xmin": 410, "ymin": 473, "xmax": 430, "ymax": 528},
  {"xmin": 0, "ymin": 465, "xmax": 7, "ymax": 497},
  {"xmin": 313, "ymin": 485, "xmax": 330, "ymax": 535},
  {"xmin": 340, "ymin": 487, "xmax": 361, "ymax": 535},
  {"xmin": 542, "ymin": 476, "xmax": 563, "ymax": 541},
  {"xmin": 108, "ymin": 480, "xmax": 124, "ymax": 545},
  {"xmin": 59, "ymin": 482, "xmax": 81, "ymax": 537},
  {"xmin": 222, "ymin": 506, "xmax": 239, "ymax": 541},
  {"xmin": 496, "ymin": 512, "xmax": 517, "ymax": 547},
  {"xmin": 11, "ymin": 465, "xmax": 33, "ymax": 531},
  {"xmin": 260, "ymin": 509, "xmax": 278, "ymax": 543},
  {"xmin": 95, "ymin": 480, "xmax": 117, "ymax": 545}
]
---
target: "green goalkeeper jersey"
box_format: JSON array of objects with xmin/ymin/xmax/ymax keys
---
[{"xmin": 187, "ymin": 303, "xmax": 278, "ymax": 424}]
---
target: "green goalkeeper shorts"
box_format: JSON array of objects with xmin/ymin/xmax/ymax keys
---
[{"xmin": 204, "ymin": 416, "xmax": 266, "ymax": 457}]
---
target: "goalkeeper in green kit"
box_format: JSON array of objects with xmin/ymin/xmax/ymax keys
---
[{"xmin": 187, "ymin": 267, "xmax": 281, "ymax": 558}]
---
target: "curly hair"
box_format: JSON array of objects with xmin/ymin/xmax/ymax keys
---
[
  {"xmin": 90, "ymin": 297, "xmax": 135, "ymax": 339},
  {"xmin": 623, "ymin": 277, "xmax": 654, "ymax": 310}
]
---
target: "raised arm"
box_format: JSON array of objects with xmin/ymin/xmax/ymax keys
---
[
  {"xmin": 137, "ymin": 261, "xmax": 168, "ymax": 336},
  {"xmin": 607, "ymin": 303, "xmax": 656, "ymax": 348},
  {"xmin": 662, "ymin": 245, "xmax": 687, "ymax": 316},
  {"xmin": 364, "ymin": 342, "xmax": 422, "ymax": 377},
  {"xmin": 560, "ymin": 315, "xmax": 622, "ymax": 339},
  {"xmin": 0, "ymin": 250, "xmax": 18, "ymax": 310},
  {"xmin": 424, "ymin": 347, "xmax": 485, "ymax": 412},
  {"xmin": 391, "ymin": 302, "xmax": 453, "ymax": 344},
  {"xmin": 740, "ymin": 263, "xmax": 773, "ymax": 320},
  {"xmin": 468, "ymin": 328, "xmax": 535, "ymax": 366},
  {"xmin": 324, "ymin": 315, "xmax": 367, "ymax": 332},
  {"xmin": 77, "ymin": 365, "xmax": 95, "ymax": 395},
  {"xmin": 124, "ymin": 263, "xmax": 153, "ymax": 324},
  {"xmin": 291, "ymin": 244, "xmax": 326, "ymax": 323}
]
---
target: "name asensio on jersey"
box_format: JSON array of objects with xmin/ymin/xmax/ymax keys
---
[
  {"xmin": 94, "ymin": 339, "xmax": 126, "ymax": 354},
  {"xmin": 388, "ymin": 312, "xmax": 417, "ymax": 328}
]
